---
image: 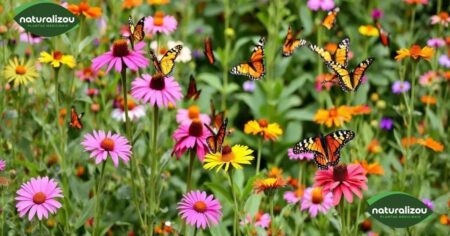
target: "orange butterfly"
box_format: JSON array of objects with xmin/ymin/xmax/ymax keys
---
[
  {"xmin": 293, "ymin": 130, "xmax": 354, "ymax": 169},
  {"xmin": 205, "ymin": 118, "xmax": 228, "ymax": 153},
  {"xmin": 185, "ymin": 75, "xmax": 201, "ymax": 100},
  {"xmin": 376, "ymin": 22, "xmax": 390, "ymax": 47},
  {"xmin": 128, "ymin": 16, "xmax": 145, "ymax": 48},
  {"xmin": 209, "ymin": 99, "xmax": 225, "ymax": 131},
  {"xmin": 282, "ymin": 26, "xmax": 307, "ymax": 57},
  {"xmin": 230, "ymin": 37, "xmax": 265, "ymax": 80},
  {"xmin": 204, "ymin": 37, "xmax": 215, "ymax": 64},
  {"xmin": 69, "ymin": 106, "xmax": 84, "ymax": 129},
  {"xmin": 321, "ymin": 7, "xmax": 340, "ymax": 30}
]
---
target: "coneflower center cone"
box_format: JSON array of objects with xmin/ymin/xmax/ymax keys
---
[
  {"xmin": 153, "ymin": 11, "xmax": 165, "ymax": 26},
  {"xmin": 15, "ymin": 65, "xmax": 27, "ymax": 75},
  {"xmin": 188, "ymin": 105, "xmax": 200, "ymax": 119},
  {"xmin": 333, "ymin": 165, "xmax": 348, "ymax": 182},
  {"xmin": 221, "ymin": 145, "xmax": 234, "ymax": 161},
  {"xmin": 193, "ymin": 201, "xmax": 207, "ymax": 213},
  {"xmin": 112, "ymin": 39, "xmax": 130, "ymax": 57},
  {"xmin": 33, "ymin": 192, "xmax": 46, "ymax": 204},
  {"xmin": 53, "ymin": 51, "xmax": 63, "ymax": 60},
  {"xmin": 258, "ymin": 118, "xmax": 268, "ymax": 128},
  {"xmin": 100, "ymin": 138, "xmax": 115, "ymax": 151},
  {"xmin": 311, "ymin": 187, "xmax": 324, "ymax": 204},
  {"xmin": 120, "ymin": 98, "xmax": 137, "ymax": 111},
  {"xmin": 150, "ymin": 72, "xmax": 166, "ymax": 90},
  {"xmin": 188, "ymin": 120, "xmax": 203, "ymax": 137}
]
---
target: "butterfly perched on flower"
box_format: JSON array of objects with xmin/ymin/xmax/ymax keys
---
[
  {"xmin": 376, "ymin": 22, "xmax": 390, "ymax": 47},
  {"xmin": 230, "ymin": 37, "xmax": 265, "ymax": 80},
  {"xmin": 282, "ymin": 26, "xmax": 307, "ymax": 57},
  {"xmin": 293, "ymin": 130, "xmax": 355, "ymax": 169},
  {"xmin": 69, "ymin": 106, "xmax": 84, "ymax": 129},
  {"xmin": 149, "ymin": 45, "xmax": 183, "ymax": 76},
  {"xmin": 326, "ymin": 58, "xmax": 375, "ymax": 92},
  {"xmin": 128, "ymin": 16, "xmax": 145, "ymax": 48},
  {"xmin": 322, "ymin": 7, "xmax": 340, "ymax": 30},
  {"xmin": 309, "ymin": 37, "xmax": 350, "ymax": 68},
  {"xmin": 185, "ymin": 75, "xmax": 201, "ymax": 100},
  {"xmin": 204, "ymin": 37, "xmax": 215, "ymax": 64},
  {"xmin": 204, "ymin": 118, "xmax": 228, "ymax": 153}
]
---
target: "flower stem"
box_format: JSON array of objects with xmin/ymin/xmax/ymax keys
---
[
  {"xmin": 255, "ymin": 136, "xmax": 263, "ymax": 175},
  {"xmin": 269, "ymin": 196, "xmax": 276, "ymax": 236},
  {"xmin": 221, "ymin": 0, "xmax": 231, "ymax": 111},
  {"xmin": 186, "ymin": 150, "xmax": 195, "ymax": 192},
  {"xmin": 149, "ymin": 106, "xmax": 160, "ymax": 234},
  {"xmin": 120, "ymin": 67, "xmax": 131, "ymax": 139},
  {"xmin": 93, "ymin": 161, "xmax": 106, "ymax": 236},
  {"xmin": 228, "ymin": 172, "xmax": 240, "ymax": 236}
]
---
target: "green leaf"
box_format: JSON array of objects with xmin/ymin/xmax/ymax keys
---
[{"xmin": 74, "ymin": 198, "xmax": 95, "ymax": 229}]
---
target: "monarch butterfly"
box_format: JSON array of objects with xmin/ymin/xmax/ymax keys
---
[
  {"xmin": 321, "ymin": 7, "xmax": 340, "ymax": 30},
  {"xmin": 149, "ymin": 45, "xmax": 183, "ymax": 76},
  {"xmin": 204, "ymin": 37, "xmax": 215, "ymax": 64},
  {"xmin": 230, "ymin": 37, "xmax": 266, "ymax": 80},
  {"xmin": 128, "ymin": 16, "xmax": 145, "ymax": 47},
  {"xmin": 376, "ymin": 22, "xmax": 390, "ymax": 47},
  {"xmin": 209, "ymin": 99, "xmax": 225, "ymax": 131},
  {"xmin": 185, "ymin": 75, "xmax": 201, "ymax": 100},
  {"xmin": 326, "ymin": 58, "xmax": 375, "ymax": 92},
  {"xmin": 205, "ymin": 118, "xmax": 228, "ymax": 153},
  {"xmin": 293, "ymin": 130, "xmax": 355, "ymax": 169},
  {"xmin": 69, "ymin": 106, "xmax": 84, "ymax": 129},
  {"xmin": 282, "ymin": 26, "xmax": 307, "ymax": 57},
  {"xmin": 309, "ymin": 37, "xmax": 350, "ymax": 68}
]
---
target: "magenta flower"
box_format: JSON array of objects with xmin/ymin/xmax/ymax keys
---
[
  {"xmin": 391, "ymin": 81, "xmax": 411, "ymax": 94},
  {"xmin": 314, "ymin": 164, "xmax": 368, "ymax": 206},
  {"xmin": 131, "ymin": 73, "xmax": 183, "ymax": 108},
  {"xmin": 0, "ymin": 159, "xmax": 5, "ymax": 171},
  {"xmin": 177, "ymin": 190, "xmax": 222, "ymax": 229},
  {"xmin": 371, "ymin": 8, "xmax": 383, "ymax": 20},
  {"xmin": 283, "ymin": 187, "xmax": 304, "ymax": 204},
  {"xmin": 20, "ymin": 33, "xmax": 43, "ymax": 44},
  {"xmin": 241, "ymin": 212, "xmax": 271, "ymax": 228},
  {"xmin": 427, "ymin": 38, "xmax": 446, "ymax": 48},
  {"xmin": 176, "ymin": 105, "xmax": 210, "ymax": 125},
  {"xmin": 307, "ymin": 0, "xmax": 335, "ymax": 11},
  {"xmin": 422, "ymin": 198, "xmax": 434, "ymax": 210},
  {"xmin": 380, "ymin": 117, "xmax": 394, "ymax": 130},
  {"xmin": 439, "ymin": 54, "xmax": 450, "ymax": 68},
  {"xmin": 301, "ymin": 187, "xmax": 333, "ymax": 217},
  {"xmin": 91, "ymin": 39, "xmax": 149, "ymax": 73},
  {"xmin": 15, "ymin": 177, "xmax": 63, "ymax": 221},
  {"xmin": 81, "ymin": 130, "xmax": 132, "ymax": 167},
  {"xmin": 288, "ymin": 148, "xmax": 314, "ymax": 160},
  {"xmin": 172, "ymin": 120, "xmax": 211, "ymax": 161},
  {"xmin": 144, "ymin": 11, "xmax": 177, "ymax": 35}
]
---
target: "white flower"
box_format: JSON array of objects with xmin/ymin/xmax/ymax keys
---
[
  {"xmin": 150, "ymin": 41, "xmax": 192, "ymax": 63},
  {"xmin": 112, "ymin": 105, "xmax": 146, "ymax": 122}
]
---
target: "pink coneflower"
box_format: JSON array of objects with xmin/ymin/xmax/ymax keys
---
[
  {"xmin": 307, "ymin": 0, "xmax": 335, "ymax": 11},
  {"xmin": 172, "ymin": 120, "xmax": 211, "ymax": 161},
  {"xmin": 371, "ymin": 8, "xmax": 383, "ymax": 20},
  {"xmin": 131, "ymin": 73, "xmax": 183, "ymax": 108},
  {"xmin": 177, "ymin": 190, "xmax": 222, "ymax": 229},
  {"xmin": 19, "ymin": 33, "xmax": 43, "ymax": 44},
  {"xmin": 240, "ymin": 211, "xmax": 271, "ymax": 228},
  {"xmin": 284, "ymin": 186, "xmax": 305, "ymax": 204},
  {"xmin": 91, "ymin": 39, "xmax": 149, "ymax": 73},
  {"xmin": 288, "ymin": 148, "xmax": 314, "ymax": 160},
  {"xmin": 176, "ymin": 105, "xmax": 210, "ymax": 125},
  {"xmin": 81, "ymin": 130, "xmax": 132, "ymax": 167},
  {"xmin": 419, "ymin": 71, "xmax": 441, "ymax": 86},
  {"xmin": 314, "ymin": 164, "xmax": 368, "ymax": 206},
  {"xmin": 427, "ymin": 38, "xmax": 446, "ymax": 48},
  {"xmin": 112, "ymin": 96, "xmax": 146, "ymax": 122},
  {"xmin": 76, "ymin": 66, "xmax": 99, "ymax": 82},
  {"xmin": 144, "ymin": 11, "xmax": 177, "ymax": 35},
  {"xmin": 15, "ymin": 176, "xmax": 63, "ymax": 221},
  {"xmin": 0, "ymin": 159, "xmax": 5, "ymax": 171},
  {"xmin": 430, "ymin": 12, "xmax": 450, "ymax": 27},
  {"xmin": 301, "ymin": 187, "xmax": 333, "ymax": 217}
]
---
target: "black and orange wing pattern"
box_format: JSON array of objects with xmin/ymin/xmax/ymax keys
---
[
  {"xmin": 209, "ymin": 99, "xmax": 224, "ymax": 131},
  {"xmin": 321, "ymin": 7, "xmax": 340, "ymax": 30},
  {"xmin": 204, "ymin": 37, "xmax": 215, "ymax": 64},
  {"xmin": 282, "ymin": 26, "xmax": 307, "ymax": 57},
  {"xmin": 323, "ymin": 130, "xmax": 355, "ymax": 167},
  {"xmin": 293, "ymin": 136, "xmax": 329, "ymax": 169},
  {"xmin": 326, "ymin": 58, "xmax": 374, "ymax": 92},
  {"xmin": 159, "ymin": 45, "xmax": 183, "ymax": 76},
  {"xmin": 128, "ymin": 16, "xmax": 145, "ymax": 45},
  {"xmin": 205, "ymin": 118, "xmax": 228, "ymax": 153},
  {"xmin": 230, "ymin": 37, "xmax": 265, "ymax": 80},
  {"xmin": 149, "ymin": 49, "xmax": 163, "ymax": 73},
  {"xmin": 69, "ymin": 106, "xmax": 84, "ymax": 129},
  {"xmin": 185, "ymin": 75, "xmax": 201, "ymax": 100},
  {"xmin": 376, "ymin": 23, "xmax": 390, "ymax": 47},
  {"xmin": 309, "ymin": 37, "xmax": 349, "ymax": 68}
]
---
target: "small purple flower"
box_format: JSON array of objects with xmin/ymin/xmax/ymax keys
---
[
  {"xmin": 307, "ymin": 0, "xmax": 335, "ymax": 11},
  {"xmin": 380, "ymin": 117, "xmax": 393, "ymax": 130},
  {"xmin": 422, "ymin": 198, "xmax": 434, "ymax": 210},
  {"xmin": 243, "ymin": 81, "xmax": 256, "ymax": 92},
  {"xmin": 192, "ymin": 49, "xmax": 203, "ymax": 59},
  {"xmin": 427, "ymin": 38, "xmax": 446, "ymax": 48},
  {"xmin": 438, "ymin": 54, "xmax": 450, "ymax": 68},
  {"xmin": 391, "ymin": 81, "xmax": 411, "ymax": 94},
  {"xmin": 371, "ymin": 8, "xmax": 383, "ymax": 20}
]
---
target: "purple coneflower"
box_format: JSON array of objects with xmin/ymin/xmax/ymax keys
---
[
  {"xmin": 172, "ymin": 120, "xmax": 211, "ymax": 161},
  {"xmin": 145, "ymin": 11, "xmax": 177, "ymax": 35},
  {"xmin": 176, "ymin": 105, "xmax": 210, "ymax": 125},
  {"xmin": 391, "ymin": 81, "xmax": 411, "ymax": 94},
  {"xmin": 422, "ymin": 198, "xmax": 434, "ymax": 210},
  {"xmin": 438, "ymin": 54, "xmax": 450, "ymax": 68},
  {"xmin": 307, "ymin": 0, "xmax": 335, "ymax": 11},
  {"xmin": 427, "ymin": 38, "xmax": 446, "ymax": 48},
  {"xmin": 177, "ymin": 190, "xmax": 222, "ymax": 229},
  {"xmin": 0, "ymin": 160, "xmax": 5, "ymax": 171},
  {"xmin": 131, "ymin": 73, "xmax": 183, "ymax": 108},
  {"xmin": 371, "ymin": 8, "xmax": 383, "ymax": 20},
  {"xmin": 301, "ymin": 187, "xmax": 333, "ymax": 217}
]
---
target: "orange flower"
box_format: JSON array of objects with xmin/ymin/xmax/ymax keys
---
[
  {"xmin": 420, "ymin": 95, "xmax": 436, "ymax": 105},
  {"xmin": 244, "ymin": 119, "xmax": 283, "ymax": 141},
  {"xmin": 358, "ymin": 25, "xmax": 379, "ymax": 37},
  {"xmin": 401, "ymin": 137, "xmax": 417, "ymax": 147},
  {"xmin": 440, "ymin": 215, "xmax": 450, "ymax": 225},
  {"xmin": 268, "ymin": 167, "xmax": 283, "ymax": 178},
  {"xmin": 58, "ymin": 108, "xmax": 67, "ymax": 126},
  {"xmin": 417, "ymin": 138, "xmax": 444, "ymax": 152},
  {"xmin": 404, "ymin": 0, "xmax": 428, "ymax": 5},
  {"xmin": 147, "ymin": 0, "xmax": 170, "ymax": 4},
  {"xmin": 395, "ymin": 45, "xmax": 434, "ymax": 61},
  {"xmin": 286, "ymin": 176, "xmax": 299, "ymax": 188},
  {"xmin": 355, "ymin": 160, "xmax": 384, "ymax": 175},
  {"xmin": 122, "ymin": 0, "xmax": 143, "ymax": 9},
  {"xmin": 314, "ymin": 106, "xmax": 353, "ymax": 128},
  {"xmin": 367, "ymin": 139, "xmax": 382, "ymax": 154},
  {"xmin": 254, "ymin": 177, "xmax": 286, "ymax": 194},
  {"xmin": 68, "ymin": 2, "xmax": 102, "ymax": 18},
  {"xmin": 350, "ymin": 105, "xmax": 371, "ymax": 115}
]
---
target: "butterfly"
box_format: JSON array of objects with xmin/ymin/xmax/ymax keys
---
[
  {"xmin": 376, "ymin": 22, "xmax": 390, "ymax": 47},
  {"xmin": 282, "ymin": 26, "xmax": 307, "ymax": 57},
  {"xmin": 149, "ymin": 45, "xmax": 183, "ymax": 76},
  {"xmin": 69, "ymin": 106, "xmax": 84, "ymax": 129},
  {"xmin": 309, "ymin": 37, "xmax": 350, "ymax": 68},
  {"xmin": 321, "ymin": 7, "xmax": 340, "ymax": 30},
  {"xmin": 204, "ymin": 37, "xmax": 215, "ymax": 64},
  {"xmin": 293, "ymin": 130, "xmax": 355, "ymax": 169},
  {"xmin": 326, "ymin": 58, "xmax": 375, "ymax": 92},
  {"xmin": 185, "ymin": 75, "xmax": 201, "ymax": 100},
  {"xmin": 204, "ymin": 118, "xmax": 228, "ymax": 153},
  {"xmin": 209, "ymin": 99, "xmax": 225, "ymax": 131},
  {"xmin": 128, "ymin": 16, "xmax": 145, "ymax": 47},
  {"xmin": 230, "ymin": 37, "xmax": 266, "ymax": 80}
]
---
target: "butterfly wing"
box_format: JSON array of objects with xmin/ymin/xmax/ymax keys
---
[
  {"xmin": 376, "ymin": 23, "xmax": 390, "ymax": 47},
  {"xmin": 204, "ymin": 37, "xmax": 215, "ymax": 64},
  {"xmin": 326, "ymin": 61, "xmax": 352, "ymax": 92},
  {"xmin": 185, "ymin": 75, "xmax": 201, "ymax": 100},
  {"xmin": 321, "ymin": 7, "xmax": 339, "ymax": 30},
  {"xmin": 282, "ymin": 26, "xmax": 306, "ymax": 57},
  {"xmin": 149, "ymin": 49, "xmax": 163, "ymax": 73},
  {"xmin": 351, "ymin": 58, "xmax": 375, "ymax": 91},
  {"xmin": 293, "ymin": 136, "xmax": 328, "ymax": 169},
  {"xmin": 160, "ymin": 45, "xmax": 183, "ymax": 76},
  {"xmin": 308, "ymin": 43, "xmax": 333, "ymax": 64},
  {"xmin": 215, "ymin": 118, "xmax": 228, "ymax": 153},
  {"xmin": 128, "ymin": 16, "xmax": 135, "ymax": 35},
  {"xmin": 132, "ymin": 17, "xmax": 145, "ymax": 42},
  {"xmin": 69, "ymin": 106, "xmax": 84, "ymax": 129},
  {"xmin": 324, "ymin": 130, "xmax": 355, "ymax": 167},
  {"xmin": 230, "ymin": 37, "xmax": 266, "ymax": 80},
  {"xmin": 334, "ymin": 37, "xmax": 349, "ymax": 67}
]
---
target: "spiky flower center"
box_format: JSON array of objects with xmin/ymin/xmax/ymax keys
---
[
  {"xmin": 311, "ymin": 187, "xmax": 324, "ymax": 204},
  {"xmin": 258, "ymin": 119, "xmax": 268, "ymax": 128},
  {"xmin": 149, "ymin": 72, "xmax": 166, "ymax": 90},
  {"xmin": 333, "ymin": 165, "xmax": 348, "ymax": 182},
  {"xmin": 112, "ymin": 39, "xmax": 130, "ymax": 57},
  {"xmin": 120, "ymin": 98, "xmax": 137, "ymax": 111},
  {"xmin": 53, "ymin": 51, "xmax": 63, "ymax": 60},
  {"xmin": 188, "ymin": 120, "xmax": 203, "ymax": 137},
  {"xmin": 15, "ymin": 65, "xmax": 27, "ymax": 75},
  {"xmin": 33, "ymin": 192, "xmax": 46, "ymax": 204},
  {"xmin": 193, "ymin": 200, "xmax": 207, "ymax": 213},
  {"xmin": 221, "ymin": 145, "xmax": 234, "ymax": 162},
  {"xmin": 100, "ymin": 138, "xmax": 115, "ymax": 151}
]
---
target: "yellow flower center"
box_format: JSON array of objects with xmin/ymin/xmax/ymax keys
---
[
  {"xmin": 15, "ymin": 65, "xmax": 27, "ymax": 75},
  {"xmin": 258, "ymin": 119, "xmax": 268, "ymax": 128},
  {"xmin": 100, "ymin": 138, "xmax": 115, "ymax": 151},
  {"xmin": 188, "ymin": 105, "xmax": 200, "ymax": 119},
  {"xmin": 221, "ymin": 145, "xmax": 234, "ymax": 162},
  {"xmin": 153, "ymin": 11, "xmax": 165, "ymax": 26},
  {"xmin": 311, "ymin": 187, "xmax": 324, "ymax": 204},
  {"xmin": 328, "ymin": 108, "xmax": 338, "ymax": 117},
  {"xmin": 33, "ymin": 192, "xmax": 46, "ymax": 204},
  {"xmin": 53, "ymin": 51, "xmax": 63, "ymax": 60},
  {"xmin": 112, "ymin": 39, "xmax": 130, "ymax": 57},
  {"xmin": 193, "ymin": 200, "xmax": 207, "ymax": 213},
  {"xmin": 188, "ymin": 119, "xmax": 203, "ymax": 137}
]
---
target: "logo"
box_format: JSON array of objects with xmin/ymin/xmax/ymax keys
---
[
  {"xmin": 367, "ymin": 192, "xmax": 432, "ymax": 228},
  {"xmin": 14, "ymin": 0, "xmax": 79, "ymax": 37}
]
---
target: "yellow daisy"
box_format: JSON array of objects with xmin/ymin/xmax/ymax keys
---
[
  {"xmin": 203, "ymin": 145, "xmax": 254, "ymax": 172},
  {"xmin": 358, "ymin": 25, "xmax": 379, "ymax": 37},
  {"xmin": 244, "ymin": 119, "xmax": 283, "ymax": 141},
  {"xmin": 3, "ymin": 58, "xmax": 38, "ymax": 87},
  {"xmin": 254, "ymin": 177, "xmax": 286, "ymax": 194},
  {"xmin": 39, "ymin": 51, "xmax": 76, "ymax": 68}
]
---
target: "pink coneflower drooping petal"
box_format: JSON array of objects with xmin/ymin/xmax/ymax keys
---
[
  {"xmin": 15, "ymin": 176, "xmax": 63, "ymax": 221},
  {"xmin": 177, "ymin": 190, "xmax": 222, "ymax": 229},
  {"xmin": 91, "ymin": 39, "xmax": 149, "ymax": 73},
  {"xmin": 81, "ymin": 130, "xmax": 132, "ymax": 167},
  {"xmin": 301, "ymin": 187, "xmax": 333, "ymax": 217},
  {"xmin": 172, "ymin": 120, "xmax": 211, "ymax": 161},
  {"xmin": 176, "ymin": 105, "xmax": 210, "ymax": 125},
  {"xmin": 131, "ymin": 73, "xmax": 183, "ymax": 108},
  {"xmin": 144, "ymin": 11, "xmax": 177, "ymax": 35}
]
